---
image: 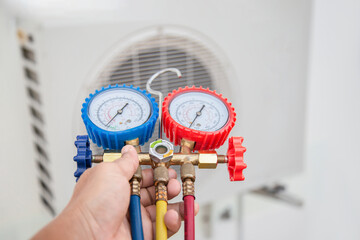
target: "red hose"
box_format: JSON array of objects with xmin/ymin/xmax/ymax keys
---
[{"xmin": 184, "ymin": 195, "xmax": 195, "ymax": 240}]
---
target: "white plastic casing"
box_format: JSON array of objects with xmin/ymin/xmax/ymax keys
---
[{"xmin": 1, "ymin": 1, "xmax": 311, "ymax": 238}]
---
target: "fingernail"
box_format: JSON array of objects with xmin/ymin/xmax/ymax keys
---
[{"xmin": 122, "ymin": 145, "xmax": 133, "ymax": 154}]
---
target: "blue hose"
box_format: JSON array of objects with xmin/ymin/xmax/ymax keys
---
[{"xmin": 130, "ymin": 195, "xmax": 144, "ymax": 240}]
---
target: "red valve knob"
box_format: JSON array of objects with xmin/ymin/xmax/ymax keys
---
[
  {"xmin": 227, "ymin": 137, "xmax": 247, "ymax": 181},
  {"xmin": 162, "ymin": 86, "xmax": 236, "ymax": 150}
]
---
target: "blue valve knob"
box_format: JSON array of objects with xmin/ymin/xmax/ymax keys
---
[{"xmin": 74, "ymin": 135, "xmax": 92, "ymax": 181}]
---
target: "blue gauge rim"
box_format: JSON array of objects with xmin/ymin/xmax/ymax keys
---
[{"xmin": 81, "ymin": 84, "xmax": 158, "ymax": 138}]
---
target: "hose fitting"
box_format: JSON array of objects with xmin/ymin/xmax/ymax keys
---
[
  {"xmin": 154, "ymin": 166, "xmax": 169, "ymax": 202},
  {"xmin": 130, "ymin": 166, "xmax": 142, "ymax": 196},
  {"xmin": 127, "ymin": 139, "xmax": 142, "ymax": 196},
  {"xmin": 181, "ymin": 162, "xmax": 196, "ymax": 197}
]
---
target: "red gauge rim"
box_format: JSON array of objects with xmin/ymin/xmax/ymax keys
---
[{"xmin": 163, "ymin": 86, "xmax": 236, "ymax": 149}]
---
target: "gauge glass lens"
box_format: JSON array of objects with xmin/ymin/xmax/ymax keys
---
[
  {"xmin": 88, "ymin": 88, "xmax": 151, "ymax": 132},
  {"xmin": 169, "ymin": 91, "xmax": 229, "ymax": 132}
]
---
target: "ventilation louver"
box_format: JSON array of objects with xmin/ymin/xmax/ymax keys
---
[
  {"xmin": 19, "ymin": 33, "xmax": 55, "ymax": 216},
  {"xmin": 90, "ymin": 34, "xmax": 226, "ymax": 151}
]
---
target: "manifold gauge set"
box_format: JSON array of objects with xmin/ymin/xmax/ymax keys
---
[{"xmin": 73, "ymin": 68, "xmax": 247, "ymax": 240}]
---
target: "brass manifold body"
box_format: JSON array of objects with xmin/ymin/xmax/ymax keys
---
[
  {"xmin": 92, "ymin": 150, "xmax": 228, "ymax": 168},
  {"xmin": 93, "ymin": 139, "xmax": 228, "ymax": 200}
]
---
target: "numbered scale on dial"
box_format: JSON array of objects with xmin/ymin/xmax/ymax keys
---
[
  {"xmin": 81, "ymin": 85, "xmax": 158, "ymax": 150},
  {"xmin": 88, "ymin": 88, "xmax": 151, "ymax": 131},
  {"xmin": 168, "ymin": 91, "xmax": 229, "ymax": 132},
  {"xmin": 163, "ymin": 86, "xmax": 236, "ymax": 150}
]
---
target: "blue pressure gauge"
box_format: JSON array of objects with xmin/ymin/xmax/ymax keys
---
[{"xmin": 81, "ymin": 84, "xmax": 158, "ymax": 150}]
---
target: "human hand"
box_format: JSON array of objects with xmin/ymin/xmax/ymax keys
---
[{"xmin": 32, "ymin": 145, "xmax": 199, "ymax": 240}]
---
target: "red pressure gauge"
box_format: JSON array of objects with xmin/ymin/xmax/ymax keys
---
[{"xmin": 162, "ymin": 86, "xmax": 236, "ymax": 150}]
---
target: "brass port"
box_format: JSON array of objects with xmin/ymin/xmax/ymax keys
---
[
  {"xmin": 198, "ymin": 152, "xmax": 218, "ymax": 169},
  {"xmin": 180, "ymin": 139, "xmax": 195, "ymax": 154},
  {"xmin": 103, "ymin": 153, "xmax": 122, "ymax": 162},
  {"xmin": 126, "ymin": 139, "xmax": 141, "ymax": 153}
]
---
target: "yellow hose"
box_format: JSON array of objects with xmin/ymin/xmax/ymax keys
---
[{"xmin": 156, "ymin": 200, "xmax": 167, "ymax": 240}]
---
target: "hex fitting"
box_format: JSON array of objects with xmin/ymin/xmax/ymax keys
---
[
  {"xmin": 103, "ymin": 153, "xmax": 122, "ymax": 162},
  {"xmin": 180, "ymin": 162, "xmax": 196, "ymax": 182},
  {"xmin": 133, "ymin": 165, "xmax": 142, "ymax": 179},
  {"xmin": 198, "ymin": 152, "xmax": 218, "ymax": 169},
  {"xmin": 154, "ymin": 165, "xmax": 169, "ymax": 184},
  {"xmin": 149, "ymin": 139, "xmax": 174, "ymax": 164}
]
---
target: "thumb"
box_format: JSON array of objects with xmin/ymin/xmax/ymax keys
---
[{"xmin": 114, "ymin": 145, "xmax": 139, "ymax": 180}]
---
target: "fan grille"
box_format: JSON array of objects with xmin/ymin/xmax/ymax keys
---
[{"xmin": 91, "ymin": 33, "xmax": 226, "ymax": 151}]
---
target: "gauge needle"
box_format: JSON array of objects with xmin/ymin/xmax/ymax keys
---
[
  {"xmin": 189, "ymin": 105, "xmax": 205, "ymax": 128},
  {"xmin": 105, "ymin": 103, "xmax": 129, "ymax": 127}
]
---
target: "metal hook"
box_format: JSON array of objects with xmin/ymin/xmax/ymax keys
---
[{"xmin": 146, "ymin": 68, "xmax": 182, "ymax": 139}]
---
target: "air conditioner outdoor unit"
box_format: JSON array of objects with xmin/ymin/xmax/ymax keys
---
[{"xmin": 3, "ymin": 1, "xmax": 311, "ymax": 238}]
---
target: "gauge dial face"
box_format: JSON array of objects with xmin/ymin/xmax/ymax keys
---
[
  {"xmin": 88, "ymin": 88, "xmax": 151, "ymax": 132},
  {"xmin": 168, "ymin": 91, "xmax": 229, "ymax": 132}
]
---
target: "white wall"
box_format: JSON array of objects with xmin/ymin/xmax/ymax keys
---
[
  {"xmin": 305, "ymin": 0, "xmax": 360, "ymax": 239},
  {"xmin": 1, "ymin": 0, "xmax": 360, "ymax": 239},
  {"xmin": 242, "ymin": 0, "xmax": 360, "ymax": 239},
  {"xmin": 0, "ymin": 7, "xmax": 49, "ymax": 239}
]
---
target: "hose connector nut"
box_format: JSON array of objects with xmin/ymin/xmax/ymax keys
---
[
  {"xmin": 198, "ymin": 151, "xmax": 218, "ymax": 169},
  {"xmin": 154, "ymin": 166, "xmax": 169, "ymax": 184},
  {"xmin": 180, "ymin": 162, "xmax": 196, "ymax": 181},
  {"xmin": 132, "ymin": 166, "xmax": 142, "ymax": 180},
  {"xmin": 149, "ymin": 139, "xmax": 174, "ymax": 163}
]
